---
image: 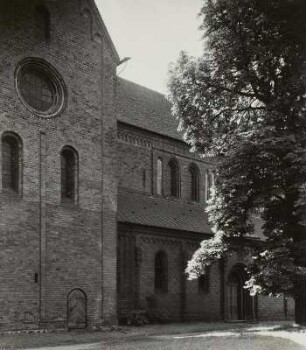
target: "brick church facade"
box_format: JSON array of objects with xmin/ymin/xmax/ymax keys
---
[{"xmin": 0, "ymin": 0, "xmax": 294, "ymax": 330}]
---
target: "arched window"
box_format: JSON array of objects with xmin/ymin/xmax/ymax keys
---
[
  {"xmin": 157, "ymin": 158, "xmax": 163, "ymax": 195},
  {"xmin": 198, "ymin": 266, "xmax": 210, "ymax": 294},
  {"xmin": 205, "ymin": 170, "xmax": 214, "ymax": 202},
  {"xmin": 35, "ymin": 5, "xmax": 51, "ymax": 41},
  {"xmin": 155, "ymin": 251, "xmax": 168, "ymax": 294},
  {"xmin": 2, "ymin": 132, "xmax": 22, "ymax": 193},
  {"xmin": 189, "ymin": 164, "xmax": 200, "ymax": 202},
  {"xmin": 61, "ymin": 146, "xmax": 78, "ymax": 202},
  {"xmin": 166, "ymin": 159, "xmax": 180, "ymax": 198}
]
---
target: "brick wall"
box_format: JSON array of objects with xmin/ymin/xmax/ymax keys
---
[
  {"xmin": 118, "ymin": 225, "xmax": 296, "ymax": 323},
  {"xmin": 184, "ymin": 244, "xmax": 222, "ymax": 321},
  {"xmin": 137, "ymin": 232, "xmax": 183, "ymax": 321},
  {"xmin": 117, "ymin": 139, "xmax": 152, "ymax": 194},
  {"xmin": 0, "ymin": 0, "xmax": 117, "ymax": 329},
  {"xmin": 118, "ymin": 225, "xmax": 220, "ymax": 322},
  {"xmin": 116, "ymin": 123, "xmax": 294, "ymax": 323}
]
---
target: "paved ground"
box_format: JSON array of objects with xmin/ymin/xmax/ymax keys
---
[{"xmin": 1, "ymin": 322, "xmax": 306, "ymax": 350}]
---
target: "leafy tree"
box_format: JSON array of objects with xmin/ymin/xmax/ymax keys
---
[{"xmin": 168, "ymin": 0, "xmax": 306, "ymax": 323}]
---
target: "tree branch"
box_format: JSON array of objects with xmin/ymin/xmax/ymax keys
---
[{"xmin": 206, "ymin": 82, "xmax": 257, "ymax": 99}]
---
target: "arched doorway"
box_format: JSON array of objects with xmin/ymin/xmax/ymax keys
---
[
  {"xmin": 67, "ymin": 289, "xmax": 87, "ymax": 329},
  {"xmin": 227, "ymin": 264, "xmax": 255, "ymax": 321}
]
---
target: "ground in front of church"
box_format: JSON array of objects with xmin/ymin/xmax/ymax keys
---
[{"xmin": 1, "ymin": 321, "xmax": 306, "ymax": 350}]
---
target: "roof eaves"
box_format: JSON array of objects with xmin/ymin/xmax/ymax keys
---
[{"xmin": 117, "ymin": 121, "xmax": 186, "ymax": 144}]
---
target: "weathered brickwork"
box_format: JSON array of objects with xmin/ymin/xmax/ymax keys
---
[
  {"xmin": 0, "ymin": 0, "xmax": 118, "ymax": 330},
  {"xmin": 117, "ymin": 122, "xmax": 212, "ymax": 203},
  {"xmin": 0, "ymin": 0, "xmax": 295, "ymax": 331},
  {"xmin": 118, "ymin": 225, "xmax": 293, "ymax": 322},
  {"xmin": 184, "ymin": 243, "xmax": 222, "ymax": 321},
  {"xmin": 116, "ymin": 114, "xmax": 293, "ymax": 322}
]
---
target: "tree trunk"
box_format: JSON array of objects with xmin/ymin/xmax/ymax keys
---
[{"xmin": 295, "ymin": 278, "xmax": 306, "ymax": 324}]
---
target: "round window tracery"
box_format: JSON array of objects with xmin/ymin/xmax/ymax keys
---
[{"xmin": 16, "ymin": 58, "xmax": 66, "ymax": 117}]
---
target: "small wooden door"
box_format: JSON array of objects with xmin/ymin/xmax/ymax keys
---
[{"xmin": 67, "ymin": 289, "xmax": 87, "ymax": 329}]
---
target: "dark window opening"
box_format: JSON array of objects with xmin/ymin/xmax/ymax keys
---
[
  {"xmin": 2, "ymin": 134, "xmax": 21, "ymax": 193},
  {"xmin": 142, "ymin": 169, "xmax": 146, "ymax": 190},
  {"xmin": 167, "ymin": 159, "xmax": 179, "ymax": 198},
  {"xmin": 35, "ymin": 5, "xmax": 51, "ymax": 41},
  {"xmin": 199, "ymin": 267, "xmax": 210, "ymax": 294},
  {"xmin": 155, "ymin": 251, "xmax": 168, "ymax": 294},
  {"xmin": 190, "ymin": 164, "xmax": 200, "ymax": 202},
  {"xmin": 61, "ymin": 147, "xmax": 77, "ymax": 202}
]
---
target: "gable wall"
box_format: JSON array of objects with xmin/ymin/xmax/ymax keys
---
[{"xmin": 0, "ymin": 0, "xmax": 117, "ymax": 329}]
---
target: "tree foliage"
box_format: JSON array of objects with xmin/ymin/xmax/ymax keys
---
[{"xmin": 168, "ymin": 0, "xmax": 306, "ymax": 297}]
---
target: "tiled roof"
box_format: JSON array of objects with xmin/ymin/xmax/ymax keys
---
[
  {"xmin": 118, "ymin": 191, "xmax": 212, "ymax": 235},
  {"xmin": 116, "ymin": 78, "xmax": 183, "ymax": 141}
]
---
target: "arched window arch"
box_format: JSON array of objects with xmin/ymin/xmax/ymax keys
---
[
  {"xmin": 155, "ymin": 251, "xmax": 168, "ymax": 294},
  {"xmin": 2, "ymin": 132, "xmax": 22, "ymax": 193},
  {"xmin": 61, "ymin": 146, "xmax": 78, "ymax": 202},
  {"xmin": 35, "ymin": 5, "xmax": 51, "ymax": 41},
  {"xmin": 157, "ymin": 157, "xmax": 163, "ymax": 195},
  {"xmin": 166, "ymin": 158, "xmax": 180, "ymax": 198},
  {"xmin": 189, "ymin": 163, "xmax": 200, "ymax": 202}
]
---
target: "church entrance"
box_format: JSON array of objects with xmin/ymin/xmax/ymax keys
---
[{"xmin": 227, "ymin": 264, "xmax": 254, "ymax": 321}]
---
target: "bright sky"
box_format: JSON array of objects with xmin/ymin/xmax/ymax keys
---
[{"xmin": 96, "ymin": 0, "xmax": 204, "ymax": 94}]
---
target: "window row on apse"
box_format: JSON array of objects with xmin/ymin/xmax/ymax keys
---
[
  {"xmin": 1, "ymin": 132, "xmax": 78, "ymax": 203},
  {"xmin": 156, "ymin": 157, "xmax": 215, "ymax": 203}
]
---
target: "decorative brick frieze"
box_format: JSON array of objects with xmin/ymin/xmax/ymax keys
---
[
  {"xmin": 139, "ymin": 235, "xmax": 181, "ymax": 247},
  {"xmin": 117, "ymin": 130, "xmax": 153, "ymax": 149}
]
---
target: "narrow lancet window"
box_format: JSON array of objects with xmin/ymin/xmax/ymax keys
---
[
  {"xmin": 35, "ymin": 5, "xmax": 51, "ymax": 41},
  {"xmin": 2, "ymin": 133, "xmax": 22, "ymax": 193},
  {"xmin": 155, "ymin": 251, "xmax": 168, "ymax": 293},
  {"xmin": 189, "ymin": 164, "xmax": 200, "ymax": 202},
  {"xmin": 61, "ymin": 146, "xmax": 78, "ymax": 202},
  {"xmin": 157, "ymin": 158, "xmax": 163, "ymax": 195},
  {"xmin": 166, "ymin": 159, "xmax": 180, "ymax": 198}
]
